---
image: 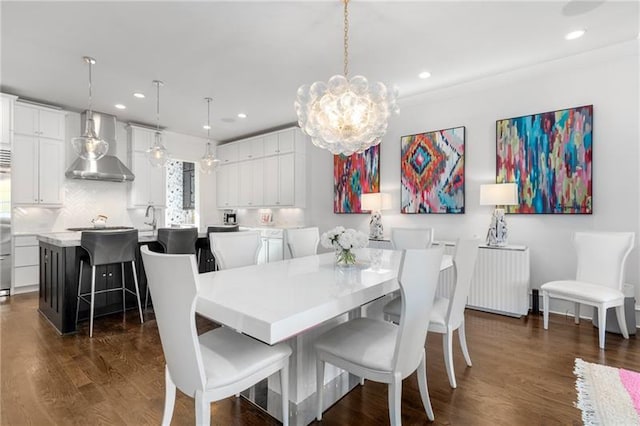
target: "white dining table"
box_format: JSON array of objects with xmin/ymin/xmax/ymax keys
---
[{"xmin": 195, "ymin": 248, "xmax": 453, "ymax": 425}]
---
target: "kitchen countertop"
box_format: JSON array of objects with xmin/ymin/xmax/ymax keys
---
[
  {"xmin": 36, "ymin": 230, "xmax": 208, "ymax": 247},
  {"xmin": 35, "ymin": 224, "xmax": 304, "ymax": 247}
]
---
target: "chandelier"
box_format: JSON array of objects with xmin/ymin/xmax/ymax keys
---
[
  {"xmin": 294, "ymin": 0, "xmax": 399, "ymax": 156},
  {"xmin": 146, "ymin": 80, "xmax": 169, "ymax": 167},
  {"xmin": 71, "ymin": 56, "xmax": 109, "ymax": 161},
  {"xmin": 200, "ymin": 97, "xmax": 219, "ymax": 174}
]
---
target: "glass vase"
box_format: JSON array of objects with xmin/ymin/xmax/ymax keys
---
[{"xmin": 336, "ymin": 249, "xmax": 356, "ymax": 267}]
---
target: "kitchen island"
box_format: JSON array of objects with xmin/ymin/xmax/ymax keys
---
[{"xmin": 36, "ymin": 230, "xmax": 210, "ymax": 334}]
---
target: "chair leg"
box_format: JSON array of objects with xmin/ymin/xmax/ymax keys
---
[
  {"xmin": 195, "ymin": 390, "xmax": 210, "ymax": 426},
  {"xmin": 130, "ymin": 262, "xmax": 144, "ymax": 324},
  {"xmin": 121, "ymin": 263, "xmax": 126, "ymax": 316},
  {"xmin": 574, "ymin": 303, "xmax": 581, "ymax": 324},
  {"xmin": 615, "ymin": 305, "xmax": 630, "ymax": 339},
  {"xmin": 417, "ymin": 350, "xmax": 435, "ymax": 421},
  {"xmin": 161, "ymin": 366, "xmax": 176, "ymax": 426},
  {"xmin": 543, "ymin": 291, "xmax": 550, "ymax": 330},
  {"xmin": 597, "ymin": 304, "xmax": 607, "ymax": 349},
  {"xmin": 443, "ymin": 329, "xmax": 456, "ymax": 389},
  {"xmin": 281, "ymin": 362, "xmax": 289, "ymax": 426},
  {"xmin": 388, "ymin": 372, "xmax": 402, "ymax": 426},
  {"xmin": 316, "ymin": 358, "xmax": 325, "ymax": 421},
  {"xmin": 458, "ymin": 319, "xmax": 472, "ymax": 367},
  {"xmin": 89, "ymin": 266, "xmax": 96, "ymax": 338},
  {"xmin": 75, "ymin": 260, "xmax": 83, "ymax": 327}
]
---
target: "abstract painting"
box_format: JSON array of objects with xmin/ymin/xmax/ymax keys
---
[
  {"xmin": 334, "ymin": 145, "xmax": 380, "ymax": 213},
  {"xmin": 496, "ymin": 105, "xmax": 593, "ymax": 214},
  {"xmin": 401, "ymin": 126, "xmax": 465, "ymax": 213}
]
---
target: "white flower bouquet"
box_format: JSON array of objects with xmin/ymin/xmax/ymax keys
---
[{"xmin": 321, "ymin": 226, "xmax": 369, "ymax": 266}]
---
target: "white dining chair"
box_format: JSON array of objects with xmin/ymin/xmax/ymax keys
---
[
  {"xmin": 285, "ymin": 227, "xmax": 320, "ymax": 258},
  {"xmin": 315, "ymin": 248, "xmax": 444, "ymax": 425},
  {"xmin": 140, "ymin": 246, "xmax": 292, "ymax": 426},
  {"xmin": 383, "ymin": 239, "xmax": 480, "ymax": 388},
  {"xmin": 390, "ymin": 227, "xmax": 434, "ymax": 249},
  {"xmin": 209, "ymin": 231, "xmax": 262, "ymax": 270},
  {"xmin": 541, "ymin": 231, "xmax": 635, "ymax": 350}
]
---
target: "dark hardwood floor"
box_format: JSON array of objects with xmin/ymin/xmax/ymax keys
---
[{"xmin": 1, "ymin": 293, "xmax": 639, "ymax": 425}]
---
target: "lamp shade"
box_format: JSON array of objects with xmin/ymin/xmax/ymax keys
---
[
  {"xmin": 479, "ymin": 183, "xmax": 518, "ymax": 206},
  {"xmin": 361, "ymin": 192, "xmax": 392, "ymax": 211}
]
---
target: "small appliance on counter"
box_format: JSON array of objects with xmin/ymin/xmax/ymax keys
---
[{"xmin": 223, "ymin": 209, "xmax": 237, "ymax": 225}]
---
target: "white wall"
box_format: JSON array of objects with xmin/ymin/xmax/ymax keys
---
[
  {"xmin": 13, "ymin": 112, "xmax": 215, "ymax": 233},
  {"xmin": 305, "ymin": 41, "xmax": 640, "ymax": 302}
]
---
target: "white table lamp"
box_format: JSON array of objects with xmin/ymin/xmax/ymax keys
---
[
  {"xmin": 480, "ymin": 183, "xmax": 518, "ymax": 246},
  {"xmin": 361, "ymin": 192, "xmax": 391, "ymax": 240}
]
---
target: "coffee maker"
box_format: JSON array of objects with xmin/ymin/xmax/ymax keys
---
[{"xmin": 223, "ymin": 209, "xmax": 237, "ymax": 225}]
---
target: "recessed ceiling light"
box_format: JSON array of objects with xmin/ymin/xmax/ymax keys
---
[
  {"xmin": 565, "ymin": 29, "xmax": 586, "ymax": 40},
  {"xmin": 115, "ymin": 104, "xmax": 126, "ymax": 109},
  {"xmin": 237, "ymin": 113, "xmax": 247, "ymax": 119},
  {"xmin": 203, "ymin": 124, "xmax": 211, "ymax": 130},
  {"xmin": 418, "ymin": 71, "xmax": 432, "ymax": 79},
  {"xmin": 133, "ymin": 92, "xmax": 145, "ymax": 99}
]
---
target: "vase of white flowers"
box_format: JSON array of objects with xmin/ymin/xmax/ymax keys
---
[{"xmin": 321, "ymin": 226, "xmax": 369, "ymax": 267}]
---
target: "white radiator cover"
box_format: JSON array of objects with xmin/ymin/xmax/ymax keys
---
[{"xmin": 436, "ymin": 243, "xmax": 531, "ymax": 317}]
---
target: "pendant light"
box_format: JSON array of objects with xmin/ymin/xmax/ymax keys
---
[
  {"xmin": 71, "ymin": 56, "xmax": 109, "ymax": 160},
  {"xmin": 200, "ymin": 97, "xmax": 219, "ymax": 174},
  {"xmin": 294, "ymin": 0, "xmax": 399, "ymax": 156},
  {"xmin": 146, "ymin": 80, "xmax": 169, "ymax": 167}
]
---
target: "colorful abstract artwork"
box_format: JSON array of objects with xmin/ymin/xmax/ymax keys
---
[
  {"xmin": 496, "ymin": 105, "xmax": 593, "ymax": 214},
  {"xmin": 401, "ymin": 126, "xmax": 465, "ymax": 214},
  {"xmin": 334, "ymin": 145, "xmax": 380, "ymax": 213}
]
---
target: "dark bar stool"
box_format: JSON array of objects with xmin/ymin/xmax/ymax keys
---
[
  {"xmin": 198, "ymin": 225, "xmax": 239, "ymax": 271},
  {"xmin": 146, "ymin": 227, "xmax": 199, "ymax": 308},
  {"xmin": 157, "ymin": 227, "xmax": 198, "ymax": 255},
  {"xmin": 75, "ymin": 230, "xmax": 144, "ymax": 337}
]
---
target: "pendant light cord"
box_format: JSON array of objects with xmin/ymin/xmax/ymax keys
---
[
  {"xmin": 343, "ymin": 0, "xmax": 349, "ymax": 78},
  {"xmin": 87, "ymin": 60, "xmax": 93, "ymax": 115},
  {"xmin": 155, "ymin": 82, "xmax": 161, "ymax": 132}
]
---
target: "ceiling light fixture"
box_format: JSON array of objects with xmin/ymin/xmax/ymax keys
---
[
  {"xmin": 237, "ymin": 113, "xmax": 247, "ymax": 119},
  {"xmin": 565, "ymin": 29, "xmax": 586, "ymax": 40},
  {"xmin": 200, "ymin": 97, "xmax": 219, "ymax": 175},
  {"xmin": 146, "ymin": 80, "xmax": 169, "ymax": 167},
  {"xmin": 133, "ymin": 92, "xmax": 145, "ymax": 99},
  {"xmin": 203, "ymin": 124, "xmax": 211, "ymax": 130},
  {"xmin": 115, "ymin": 104, "xmax": 126, "ymax": 109},
  {"xmin": 418, "ymin": 71, "xmax": 432, "ymax": 79},
  {"xmin": 71, "ymin": 56, "xmax": 109, "ymax": 161},
  {"xmin": 295, "ymin": 0, "xmax": 399, "ymax": 156}
]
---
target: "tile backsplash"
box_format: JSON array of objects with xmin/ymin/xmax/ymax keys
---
[{"xmin": 12, "ymin": 179, "xmax": 158, "ymax": 233}]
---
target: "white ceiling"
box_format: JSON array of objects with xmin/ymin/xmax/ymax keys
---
[{"xmin": 2, "ymin": 1, "xmax": 638, "ymax": 142}]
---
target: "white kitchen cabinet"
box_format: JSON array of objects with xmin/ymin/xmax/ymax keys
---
[
  {"xmin": 14, "ymin": 103, "xmax": 65, "ymax": 140},
  {"xmin": 12, "ymin": 235, "xmax": 39, "ymax": 293},
  {"xmin": 12, "ymin": 131, "xmax": 64, "ymax": 206},
  {"xmin": 264, "ymin": 129, "xmax": 295, "ymax": 156},
  {"xmin": 127, "ymin": 125, "xmax": 166, "ymax": 208},
  {"xmin": 217, "ymin": 143, "xmax": 238, "ymax": 164},
  {"xmin": 264, "ymin": 153, "xmax": 295, "ymax": 207},
  {"xmin": 1, "ymin": 94, "xmax": 17, "ymax": 145},
  {"xmin": 238, "ymin": 138, "xmax": 264, "ymax": 160},
  {"xmin": 214, "ymin": 127, "xmax": 306, "ymax": 209},
  {"xmin": 129, "ymin": 125, "xmax": 155, "ymax": 151},
  {"xmin": 216, "ymin": 163, "xmax": 238, "ymax": 208},
  {"xmin": 238, "ymin": 159, "xmax": 264, "ymax": 207}
]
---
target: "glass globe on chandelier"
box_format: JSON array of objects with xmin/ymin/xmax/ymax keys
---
[
  {"xmin": 146, "ymin": 80, "xmax": 169, "ymax": 167},
  {"xmin": 200, "ymin": 97, "xmax": 219, "ymax": 174},
  {"xmin": 294, "ymin": 0, "xmax": 399, "ymax": 156},
  {"xmin": 72, "ymin": 56, "xmax": 109, "ymax": 161}
]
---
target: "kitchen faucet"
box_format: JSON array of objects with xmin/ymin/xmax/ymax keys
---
[{"xmin": 144, "ymin": 205, "xmax": 157, "ymax": 230}]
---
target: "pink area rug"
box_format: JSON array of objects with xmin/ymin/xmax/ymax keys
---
[{"xmin": 574, "ymin": 358, "xmax": 640, "ymax": 425}]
